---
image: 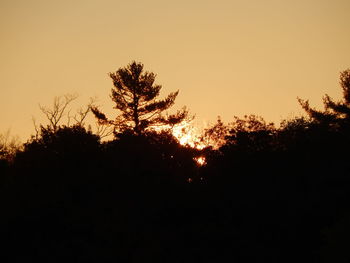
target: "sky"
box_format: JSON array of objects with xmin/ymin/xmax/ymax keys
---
[{"xmin": 1, "ymin": 0, "xmax": 350, "ymax": 141}]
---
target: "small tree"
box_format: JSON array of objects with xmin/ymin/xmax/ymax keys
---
[
  {"xmin": 91, "ymin": 61, "xmax": 188, "ymax": 135},
  {"xmin": 0, "ymin": 130, "xmax": 22, "ymax": 162},
  {"xmin": 201, "ymin": 117, "xmax": 229, "ymax": 149}
]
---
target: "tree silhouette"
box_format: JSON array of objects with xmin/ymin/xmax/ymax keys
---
[
  {"xmin": 224, "ymin": 115, "xmax": 276, "ymax": 153},
  {"xmin": 91, "ymin": 61, "xmax": 188, "ymax": 135},
  {"xmin": 4, "ymin": 65, "xmax": 350, "ymax": 263},
  {"xmin": 298, "ymin": 69, "xmax": 350, "ymax": 129}
]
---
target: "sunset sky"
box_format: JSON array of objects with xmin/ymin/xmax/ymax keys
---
[{"xmin": 1, "ymin": 0, "xmax": 350, "ymax": 141}]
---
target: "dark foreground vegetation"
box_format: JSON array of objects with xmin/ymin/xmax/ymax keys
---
[{"xmin": 1, "ymin": 66, "xmax": 350, "ymax": 262}]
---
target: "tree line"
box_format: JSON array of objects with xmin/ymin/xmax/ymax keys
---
[{"xmin": 1, "ymin": 62, "xmax": 350, "ymax": 262}]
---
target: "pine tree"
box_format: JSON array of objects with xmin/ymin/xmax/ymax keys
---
[
  {"xmin": 92, "ymin": 61, "xmax": 188, "ymax": 135},
  {"xmin": 298, "ymin": 69, "xmax": 350, "ymax": 128}
]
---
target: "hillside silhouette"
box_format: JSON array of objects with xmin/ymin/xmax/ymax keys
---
[{"xmin": 1, "ymin": 66, "xmax": 350, "ymax": 262}]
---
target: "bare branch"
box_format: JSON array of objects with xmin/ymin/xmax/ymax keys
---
[
  {"xmin": 95, "ymin": 122, "xmax": 114, "ymax": 139},
  {"xmin": 73, "ymin": 97, "xmax": 96, "ymax": 127},
  {"xmin": 38, "ymin": 94, "xmax": 78, "ymax": 131},
  {"xmin": 31, "ymin": 116, "xmax": 40, "ymax": 140}
]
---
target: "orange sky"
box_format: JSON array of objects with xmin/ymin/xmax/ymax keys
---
[{"xmin": 1, "ymin": 0, "xmax": 350, "ymax": 141}]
